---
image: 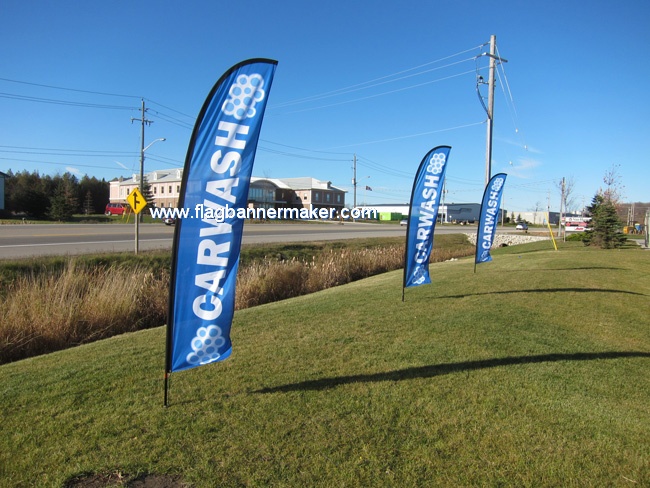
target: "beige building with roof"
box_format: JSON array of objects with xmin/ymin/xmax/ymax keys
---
[
  {"xmin": 109, "ymin": 170, "xmax": 346, "ymax": 213},
  {"xmin": 109, "ymin": 168, "xmax": 183, "ymax": 208}
]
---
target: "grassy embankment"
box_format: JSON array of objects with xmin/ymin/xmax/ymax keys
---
[
  {"xmin": 0, "ymin": 235, "xmax": 473, "ymax": 364},
  {"xmin": 0, "ymin": 240, "xmax": 648, "ymax": 487}
]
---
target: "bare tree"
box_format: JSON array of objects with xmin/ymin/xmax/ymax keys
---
[
  {"xmin": 557, "ymin": 176, "xmax": 577, "ymax": 213},
  {"xmin": 601, "ymin": 163, "xmax": 625, "ymax": 205}
]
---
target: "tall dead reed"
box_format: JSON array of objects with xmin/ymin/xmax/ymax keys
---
[
  {"xmin": 235, "ymin": 243, "xmax": 473, "ymax": 309},
  {"xmin": 0, "ymin": 261, "xmax": 168, "ymax": 364}
]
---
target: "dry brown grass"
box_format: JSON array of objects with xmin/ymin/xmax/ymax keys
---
[
  {"xmin": 0, "ymin": 262, "xmax": 168, "ymax": 364},
  {"xmin": 235, "ymin": 243, "xmax": 473, "ymax": 309},
  {"xmin": 1, "ymin": 239, "xmax": 474, "ymax": 364}
]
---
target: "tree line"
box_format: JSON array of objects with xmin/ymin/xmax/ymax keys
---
[{"xmin": 2, "ymin": 169, "xmax": 110, "ymax": 221}]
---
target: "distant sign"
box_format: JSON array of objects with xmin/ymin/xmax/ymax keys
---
[
  {"xmin": 127, "ymin": 188, "xmax": 147, "ymax": 214},
  {"xmin": 562, "ymin": 216, "xmax": 591, "ymax": 232}
]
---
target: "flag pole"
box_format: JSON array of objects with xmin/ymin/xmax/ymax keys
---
[{"xmin": 163, "ymin": 372, "xmax": 170, "ymax": 408}]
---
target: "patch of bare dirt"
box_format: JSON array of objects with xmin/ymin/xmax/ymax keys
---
[{"xmin": 64, "ymin": 472, "xmax": 187, "ymax": 488}]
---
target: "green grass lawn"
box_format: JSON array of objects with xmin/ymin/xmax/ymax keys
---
[{"xmin": 1, "ymin": 242, "xmax": 649, "ymax": 487}]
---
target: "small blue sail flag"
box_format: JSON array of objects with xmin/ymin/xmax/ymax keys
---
[
  {"xmin": 165, "ymin": 59, "xmax": 277, "ymax": 393},
  {"xmin": 475, "ymin": 172, "xmax": 507, "ymax": 270},
  {"xmin": 402, "ymin": 146, "xmax": 451, "ymax": 298}
]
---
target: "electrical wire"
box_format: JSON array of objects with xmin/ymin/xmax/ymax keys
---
[
  {"xmin": 0, "ymin": 92, "xmax": 136, "ymax": 110},
  {"xmin": 270, "ymin": 69, "xmax": 478, "ymax": 116},
  {"xmin": 147, "ymin": 109, "xmax": 194, "ymax": 130},
  {"xmin": 271, "ymin": 57, "xmax": 479, "ymax": 110},
  {"xmin": 325, "ymin": 120, "xmax": 484, "ymax": 150},
  {"xmin": 0, "ymin": 77, "xmax": 141, "ymax": 99},
  {"xmin": 0, "ymin": 156, "xmax": 134, "ymax": 172},
  {"xmin": 259, "ymin": 139, "xmax": 350, "ymax": 156},
  {"xmin": 271, "ymin": 44, "xmax": 484, "ymax": 109},
  {"xmin": 495, "ymin": 45, "xmax": 528, "ymax": 151},
  {"xmin": 0, "ymin": 145, "xmax": 137, "ymax": 157},
  {"xmin": 257, "ymin": 146, "xmax": 349, "ymax": 162}
]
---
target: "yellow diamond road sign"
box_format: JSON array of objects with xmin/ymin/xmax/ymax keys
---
[{"xmin": 127, "ymin": 188, "xmax": 147, "ymax": 214}]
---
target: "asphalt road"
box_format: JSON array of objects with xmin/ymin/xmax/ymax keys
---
[
  {"xmin": 0, "ymin": 221, "xmax": 464, "ymax": 259},
  {"xmin": 0, "ymin": 221, "xmax": 486, "ymax": 259}
]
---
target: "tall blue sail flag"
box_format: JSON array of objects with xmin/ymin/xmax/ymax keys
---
[
  {"xmin": 165, "ymin": 59, "xmax": 277, "ymax": 385},
  {"xmin": 403, "ymin": 146, "xmax": 451, "ymax": 295},
  {"xmin": 475, "ymin": 173, "xmax": 507, "ymax": 267}
]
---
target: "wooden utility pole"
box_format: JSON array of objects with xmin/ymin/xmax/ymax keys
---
[
  {"xmin": 482, "ymin": 35, "xmax": 507, "ymax": 185},
  {"xmin": 557, "ymin": 176, "xmax": 566, "ymax": 241},
  {"xmin": 352, "ymin": 153, "xmax": 357, "ymax": 208},
  {"xmin": 131, "ymin": 99, "xmax": 153, "ymax": 254}
]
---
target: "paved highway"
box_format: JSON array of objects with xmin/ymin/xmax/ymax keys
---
[
  {"xmin": 0, "ymin": 221, "xmax": 482, "ymax": 259},
  {"xmin": 0, "ymin": 222, "xmax": 451, "ymax": 259}
]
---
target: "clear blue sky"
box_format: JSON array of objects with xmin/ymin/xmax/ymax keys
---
[{"xmin": 2, "ymin": 0, "xmax": 648, "ymax": 214}]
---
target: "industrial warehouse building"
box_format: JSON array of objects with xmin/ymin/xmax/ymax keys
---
[{"xmin": 360, "ymin": 202, "xmax": 487, "ymax": 223}]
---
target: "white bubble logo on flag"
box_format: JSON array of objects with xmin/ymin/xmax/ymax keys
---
[
  {"xmin": 222, "ymin": 74, "xmax": 266, "ymax": 120},
  {"xmin": 186, "ymin": 325, "xmax": 226, "ymax": 365},
  {"xmin": 427, "ymin": 153, "xmax": 446, "ymax": 174}
]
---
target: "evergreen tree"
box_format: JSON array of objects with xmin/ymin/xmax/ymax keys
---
[
  {"xmin": 83, "ymin": 191, "xmax": 94, "ymax": 215},
  {"xmin": 48, "ymin": 178, "xmax": 78, "ymax": 221},
  {"xmin": 79, "ymin": 175, "xmax": 109, "ymax": 214},
  {"xmin": 5, "ymin": 170, "xmax": 50, "ymax": 218},
  {"xmin": 141, "ymin": 176, "xmax": 154, "ymax": 208},
  {"xmin": 582, "ymin": 193, "xmax": 626, "ymax": 249}
]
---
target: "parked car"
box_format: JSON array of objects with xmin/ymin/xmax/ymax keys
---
[
  {"xmin": 105, "ymin": 203, "xmax": 126, "ymax": 216},
  {"xmin": 400, "ymin": 219, "xmax": 408, "ymax": 226},
  {"xmin": 163, "ymin": 217, "xmax": 175, "ymax": 226},
  {"xmin": 516, "ymin": 222, "xmax": 528, "ymax": 230}
]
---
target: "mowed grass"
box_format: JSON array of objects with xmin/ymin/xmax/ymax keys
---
[{"xmin": 1, "ymin": 242, "xmax": 649, "ymax": 487}]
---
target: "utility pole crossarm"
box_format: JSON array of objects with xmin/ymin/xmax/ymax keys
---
[{"xmin": 481, "ymin": 52, "xmax": 508, "ymax": 63}]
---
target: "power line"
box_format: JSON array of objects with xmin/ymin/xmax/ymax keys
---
[
  {"xmin": 147, "ymin": 109, "xmax": 194, "ymax": 130},
  {"xmin": 325, "ymin": 120, "xmax": 484, "ymax": 149},
  {"xmin": 270, "ymin": 69, "xmax": 478, "ymax": 116},
  {"xmin": 258, "ymin": 146, "xmax": 349, "ymax": 162},
  {"xmin": 259, "ymin": 139, "xmax": 350, "ymax": 156},
  {"xmin": 495, "ymin": 45, "xmax": 528, "ymax": 152},
  {"xmin": 145, "ymin": 98, "xmax": 195, "ymax": 119},
  {"xmin": 272, "ymin": 57, "xmax": 479, "ymax": 110},
  {"xmin": 0, "ymin": 77, "xmax": 141, "ymax": 99},
  {"xmin": 0, "ymin": 144, "xmax": 137, "ymax": 156},
  {"xmin": 0, "ymin": 156, "xmax": 133, "ymax": 172},
  {"xmin": 271, "ymin": 44, "xmax": 485, "ymax": 109},
  {"xmin": 356, "ymin": 156, "xmax": 412, "ymax": 179},
  {"xmin": 0, "ymin": 92, "xmax": 136, "ymax": 110}
]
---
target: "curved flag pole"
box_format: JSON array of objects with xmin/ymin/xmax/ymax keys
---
[
  {"xmin": 164, "ymin": 58, "xmax": 277, "ymax": 407},
  {"xmin": 474, "ymin": 173, "xmax": 507, "ymax": 273},
  {"xmin": 402, "ymin": 146, "xmax": 451, "ymax": 301}
]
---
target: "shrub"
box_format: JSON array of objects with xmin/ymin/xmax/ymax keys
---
[{"xmin": 582, "ymin": 193, "xmax": 627, "ymax": 249}]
